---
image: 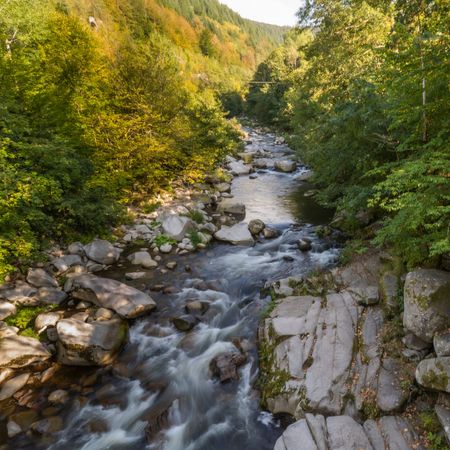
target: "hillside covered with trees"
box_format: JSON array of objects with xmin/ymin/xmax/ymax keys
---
[
  {"xmin": 0, "ymin": 0, "xmax": 286, "ymax": 280},
  {"xmin": 247, "ymin": 0, "xmax": 450, "ymax": 269}
]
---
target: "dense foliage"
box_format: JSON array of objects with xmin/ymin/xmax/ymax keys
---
[
  {"xmin": 0, "ymin": 0, "xmax": 285, "ymax": 280},
  {"xmin": 247, "ymin": 0, "xmax": 450, "ymax": 268}
]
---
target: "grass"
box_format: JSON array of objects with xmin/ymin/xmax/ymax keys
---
[
  {"xmin": 188, "ymin": 210, "xmax": 205, "ymax": 224},
  {"xmin": 154, "ymin": 234, "xmax": 176, "ymax": 247},
  {"xmin": 141, "ymin": 201, "xmax": 162, "ymax": 214},
  {"xmin": 5, "ymin": 304, "xmax": 58, "ymax": 339},
  {"xmin": 187, "ymin": 231, "xmax": 202, "ymax": 248}
]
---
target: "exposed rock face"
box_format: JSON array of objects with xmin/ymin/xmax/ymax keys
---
[
  {"xmin": 0, "ymin": 334, "xmax": 51, "ymax": 368},
  {"xmin": 71, "ymin": 274, "xmax": 156, "ymax": 319},
  {"xmin": 274, "ymin": 160, "xmax": 297, "ymax": 173},
  {"xmin": 435, "ymin": 333, "xmax": 450, "ymax": 357},
  {"xmin": 214, "ymin": 223, "xmax": 254, "ymax": 246},
  {"xmin": 161, "ymin": 215, "xmax": 195, "ymax": 241},
  {"xmin": 56, "ymin": 317, "xmax": 127, "ymax": 366},
  {"xmin": 415, "ymin": 357, "xmax": 450, "ymax": 393},
  {"xmin": 275, "ymin": 414, "xmax": 425, "ymax": 450},
  {"xmin": 84, "ymin": 240, "xmax": 121, "ymax": 265},
  {"xmin": 26, "ymin": 268, "xmax": 58, "ymax": 289},
  {"xmin": 403, "ymin": 269, "xmax": 450, "ymax": 343},
  {"xmin": 218, "ymin": 200, "xmax": 246, "ymax": 220}
]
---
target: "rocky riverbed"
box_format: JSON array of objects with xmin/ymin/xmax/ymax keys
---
[{"xmin": 1, "ymin": 125, "xmax": 448, "ymax": 450}]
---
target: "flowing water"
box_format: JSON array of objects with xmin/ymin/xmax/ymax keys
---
[{"xmin": 24, "ymin": 128, "xmax": 338, "ymax": 450}]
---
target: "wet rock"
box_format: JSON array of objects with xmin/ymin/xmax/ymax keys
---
[
  {"xmin": 172, "ymin": 315, "xmax": 197, "ymax": 332},
  {"xmin": 248, "ymin": 219, "xmax": 265, "ymax": 236},
  {"xmin": 263, "ymin": 227, "xmax": 279, "ymax": 239},
  {"xmin": 166, "ymin": 261, "xmax": 177, "ymax": 270},
  {"xmin": 38, "ymin": 287, "xmax": 68, "ymax": 305},
  {"xmin": 0, "ymin": 301, "xmax": 16, "ymax": 320},
  {"xmin": 7, "ymin": 420, "xmax": 22, "ymax": 438},
  {"xmin": 84, "ymin": 239, "xmax": 121, "ymax": 265},
  {"xmin": 0, "ymin": 334, "xmax": 51, "ymax": 368},
  {"xmin": 210, "ymin": 351, "xmax": 247, "ymax": 382},
  {"xmin": 71, "ymin": 274, "xmax": 156, "ymax": 319},
  {"xmin": 162, "ymin": 215, "xmax": 195, "ymax": 241},
  {"xmin": 0, "ymin": 373, "xmax": 30, "ymax": 401},
  {"xmin": 31, "ymin": 416, "xmax": 63, "ymax": 434},
  {"xmin": 34, "ymin": 312, "xmax": 63, "ymax": 333},
  {"xmin": 48, "ymin": 389, "xmax": 69, "ymax": 405},
  {"xmin": 185, "ymin": 300, "xmax": 209, "ymax": 315},
  {"xmin": 27, "ymin": 268, "xmax": 58, "ymax": 288},
  {"xmin": 56, "ymin": 317, "xmax": 127, "ymax": 366},
  {"xmin": 218, "ymin": 200, "xmax": 246, "ymax": 220},
  {"xmin": 416, "ymin": 357, "xmax": 450, "ymax": 393},
  {"xmin": 127, "ymin": 251, "xmax": 157, "ymax": 269},
  {"xmin": 403, "ymin": 269, "xmax": 450, "ymax": 343},
  {"xmin": 297, "ymin": 238, "xmax": 312, "ymax": 252},
  {"xmin": 125, "ymin": 272, "xmax": 146, "ymax": 280},
  {"xmin": 214, "ymin": 223, "xmax": 254, "ymax": 246},
  {"xmin": 435, "ymin": 333, "xmax": 450, "ymax": 357},
  {"xmin": 274, "ymin": 160, "xmax": 296, "ymax": 173}
]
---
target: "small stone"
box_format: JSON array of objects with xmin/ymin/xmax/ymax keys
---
[
  {"xmin": 166, "ymin": 261, "xmax": 177, "ymax": 270},
  {"xmin": 27, "ymin": 268, "xmax": 58, "ymax": 289},
  {"xmin": 160, "ymin": 244, "xmax": 173, "ymax": 254},
  {"xmin": 125, "ymin": 272, "xmax": 146, "ymax": 280},
  {"xmin": 68, "ymin": 242, "xmax": 84, "ymax": 255},
  {"xmin": 172, "ymin": 315, "xmax": 197, "ymax": 332},
  {"xmin": 248, "ymin": 219, "xmax": 265, "ymax": 236},
  {"xmin": 127, "ymin": 251, "xmax": 157, "ymax": 269},
  {"xmin": 297, "ymin": 238, "xmax": 312, "ymax": 252},
  {"xmin": 95, "ymin": 308, "xmax": 114, "ymax": 321},
  {"xmin": 210, "ymin": 351, "xmax": 247, "ymax": 383},
  {"xmin": 263, "ymin": 228, "xmax": 279, "ymax": 239},
  {"xmin": 34, "ymin": 312, "xmax": 63, "ymax": 333},
  {"xmin": 31, "ymin": 416, "xmax": 64, "ymax": 434},
  {"xmin": 7, "ymin": 421, "xmax": 22, "ymax": 438},
  {"xmin": 48, "ymin": 389, "xmax": 69, "ymax": 405}
]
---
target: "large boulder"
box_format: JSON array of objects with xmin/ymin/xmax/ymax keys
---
[
  {"xmin": 218, "ymin": 200, "xmax": 246, "ymax": 220},
  {"xmin": 71, "ymin": 274, "xmax": 156, "ymax": 319},
  {"xmin": 0, "ymin": 334, "xmax": 51, "ymax": 368},
  {"xmin": 56, "ymin": 317, "xmax": 127, "ymax": 366},
  {"xmin": 210, "ymin": 351, "xmax": 247, "ymax": 383},
  {"xmin": 415, "ymin": 357, "xmax": 450, "ymax": 393},
  {"xmin": 274, "ymin": 160, "xmax": 297, "ymax": 173},
  {"xmin": 84, "ymin": 240, "xmax": 121, "ymax": 265},
  {"xmin": 214, "ymin": 223, "xmax": 254, "ymax": 246},
  {"xmin": 161, "ymin": 215, "xmax": 195, "ymax": 242},
  {"xmin": 403, "ymin": 269, "xmax": 450, "ymax": 343},
  {"xmin": 228, "ymin": 160, "xmax": 252, "ymax": 175},
  {"xmin": 26, "ymin": 269, "xmax": 58, "ymax": 289}
]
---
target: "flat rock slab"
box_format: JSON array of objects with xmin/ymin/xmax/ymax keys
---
[
  {"xmin": 214, "ymin": 223, "xmax": 254, "ymax": 246},
  {"xmin": 26, "ymin": 268, "xmax": 58, "ymax": 288},
  {"xmin": 0, "ymin": 335, "xmax": 51, "ymax": 368},
  {"xmin": 275, "ymin": 414, "xmax": 425, "ymax": 450},
  {"xmin": 0, "ymin": 373, "xmax": 30, "ymax": 401},
  {"xmin": 56, "ymin": 317, "xmax": 127, "ymax": 366},
  {"xmin": 71, "ymin": 274, "xmax": 156, "ymax": 319}
]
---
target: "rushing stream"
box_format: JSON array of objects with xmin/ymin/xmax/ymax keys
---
[{"xmin": 28, "ymin": 128, "xmax": 338, "ymax": 450}]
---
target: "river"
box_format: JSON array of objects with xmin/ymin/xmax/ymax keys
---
[{"xmin": 24, "ymin": 127, "xmax": 338, "ymax": 450}]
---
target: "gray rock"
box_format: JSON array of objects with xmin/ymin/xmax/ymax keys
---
[
  {"xmin": 71, "ymin": 274, "xmax": 156, "ymax": 319},
  {"xmin": 403, "ymin": 269, "xmax": 450, "ymax": 343},
  {"xmin": 215, "ymin": 183, "xmax": 231, "ymax": 193},
  {"xmin": 376, "ymin": 358, "xmax": 409, "ymax": 413},
  {"xmin": 274, "ymin": 159, "xmax": 296, "ymax": 173},
  {"xmin": 38, "ymin": 287, "xmax": 67, "ymax": 305},
  {"xmin": 0, "ymin": 373, "xmax": 30, "ymax": 401},
  {"xmin": 162, "ymin": 215, "xmax": 195, "ymax": 241},
  {"xmin": 50, "ymin": 255, "xmax": 83, "ymax": 274},
  {"xmin": 209, "ymin": 351, "xmax": 247, "ymax": 382},
  {"xmin": 379, "ymin": 271, "xmax": 399, "ymax": 308},
  {"xmin": 435, "ymin": 405, "xmax": 450, "ymax": 446},
  {"xmin": 228, "ymin": 160, "xmax": 252, "ymax": 175},
  {"xmin": 125, "ymin": 272, "xmax": 146, "ymax": 280},
  {"xmin": 327, "ymin": 416, "xmax": 372, "ymax": 450},
  {"xmin": 403, "ymin": 332, "xmax": 431, "ymax": 351},
  {"xmin": 94, "ymin": 308, "xmax": 114, "ymax": 321},
  {"xmin": 84, "ymin": 239, "xmax": 121, "ymax": 265},
  {"xmin": 416, "ymin": 357, "xmax": 450, "ymax": 393},
  {"xmin": 56, "ymin": 317, "xmax": 127, "ymax": 366},
  {"xmin": 0, "ymin": 335, "xmax": 51, "ymax": 368},
  {"xmin": 218, "ymin": 200, "xmax": 246, "ymax": 220},
  {"xmin": 274, "ymin": 418, "xmax": 318, "ymax": 450},
  {"xmin": 349, "ymin": 285, "xmax": 379, "ymax": 306},
  {"xmin": 127, "ymin": 251, "xmax": 157, "ymax": 269},
  {"xmin": 0, "ymin": 282, "xmax": 37, "ymax": 304},
  {"xmin": 160, "ymin": 243, "xmax": 173, "ymax": 253},
  {"xmin": 34, "ymin": 312, "xmax": 63, "ymax": 333},
  {"xmin": 68, "ymin": 242, "xmax": 85, "ymax": 255},
  {"xmin": 248, "ymin": 219, "xmax": 265, "ymax": 235},
  {"xmin": 296, "ymin": 170, "xmax": 314, "ymax": 181},
  {"xmin": 214, "ymin": 223, "xmax": 254, "ymax": 246},
  {"xmin": 0, "ymin": 301, "xmax": 16, "ymax": 320},
  {"xmin": 26, "ymin": 268, "xmax": 58, "ymax": 288},
  {"xmin": 435, "ymin": 333, "xmax": 450, "ymax": 357}
]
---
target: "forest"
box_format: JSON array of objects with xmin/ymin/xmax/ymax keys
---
[
  {"xmin": 247, "ymin": 0, "xmax": 450, "ymax": 269},
  {"xmin": 0, "ymin": 0, "xmax": 285, "ymax": 280}
]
